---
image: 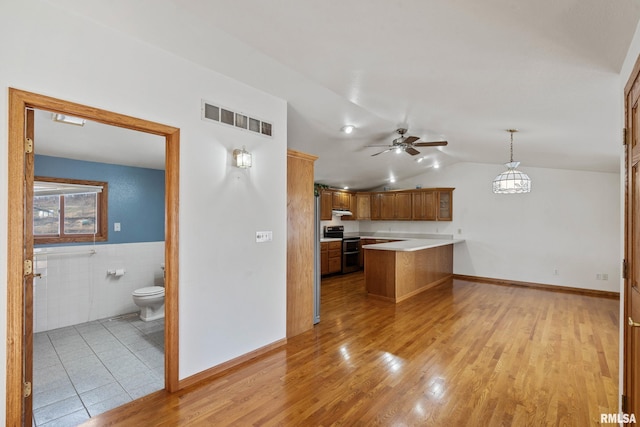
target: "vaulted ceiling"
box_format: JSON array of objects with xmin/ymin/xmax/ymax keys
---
[{"xmin": 43, "ymin": 0, "xmax": 640, "ymax": 189}]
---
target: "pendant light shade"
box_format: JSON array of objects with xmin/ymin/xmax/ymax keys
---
[{"xmin": 492, "ymin": 130, "xmax": 531, "ymax": 194}]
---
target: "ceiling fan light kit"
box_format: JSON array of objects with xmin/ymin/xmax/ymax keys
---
[
  {"xmin": 492, "ymin": 129, "xmax": 531, "ymax": 194},
  {"xmin": 368, "ymin": 128, "xmax": 448, "ymax": 157}
]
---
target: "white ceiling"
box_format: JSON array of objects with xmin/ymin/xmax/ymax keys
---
[{"xmin": 45, "ymin": 0, "xmax": 640, "ymax": 189}]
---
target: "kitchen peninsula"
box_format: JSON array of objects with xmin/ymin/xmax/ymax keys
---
[{"xmin": 363, "ymin": 238, "xmax": 464, "ymax": 303}]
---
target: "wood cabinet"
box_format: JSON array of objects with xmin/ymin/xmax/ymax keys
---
[
  {"xmin": 394, "ymin": 192, "xmax": 412, "ymax": 220},
  {"xmin": 437, "ymin": 189, "xmax": 453, "ymax": 221},
  {"xmin": 320, "ymin": 190, "xmax": 332, "ymax": 220},
  {"xmin": 332, "ymin": 191, "xmax": 350, "ymax": 210},
  {"xmin": 287, "ymin": 149, "xmax": 317, "ymax": 338},
  {"xmin": 356, "ymin": 193, "xmax": 371, "ymax": 220},
  {"xmin": 317, "ymin": 186, "xmax": 453, "ymax": 222},
  {"xmin": 341, "ymin": 192, "xmax": 357, "ymax": 221},
  {"xmin": 327, "ymin": 241, "xmax": 342, "ymax": 274},
  {"xmin": 321, "ymin": 241, "xmax": 342, "ymax": 276},
  {"xmin": 412, "ymin": 190, "xmax": 437, "ymax": 220},
  {"xmin": 320, "ymin": 242, "xmax": 329, "ymax": 275},
  {"xmin": 370, "ymin": 192, "xmax": 411, "ymax": 220},
  {"xmin": 320, "ymin": 189, "xmax": 357, "ymax": 220}
]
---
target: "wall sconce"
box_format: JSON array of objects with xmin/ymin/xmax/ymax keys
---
[{"xmin": 233, "ymin": 146, "xmax": 252, "ymax": 169}]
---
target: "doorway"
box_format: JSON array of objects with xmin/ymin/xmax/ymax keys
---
[{"xmin": 6, "ymin": 88, "xmax": 180, "ymax": 426}]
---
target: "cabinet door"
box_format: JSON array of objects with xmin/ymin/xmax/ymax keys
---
[
  {"xmin": 332, "ymin": 191, "xmax": 349, "ymax": 210},
  {"xmin": 394, "ymin": 192, "xmax": 412, "ymax": 220},
  {"xmin": 379, "ymin": 193, "xmax": 395, "ymax": 220},
  {"xmin": 370, "ymin": 193, "xmax": 382, "ymax": 220},
  {"xmin": 356, "ymin": 194, "xmax": 371, "ymax": 220},
  {"xmin": 412, "ymin": 190, "xmax": 437, "ymax": 220},
  {"xmin": 437, "ymin": 190, "xmax": 453, "ymax": 221},
  {"xmin": 342, "ymin": 192, "xmax": 357, "ymax": 221},
  {"xmin": 320, "ymin": 242, "xmax": 329, "ymax": 275},
  {"xmin": 321, "ymin": 190, "xmax": 333, "ymax": 220}
]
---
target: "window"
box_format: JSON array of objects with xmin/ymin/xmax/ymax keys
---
[{"xmin": 33, "ymin": 176, "xmax": 108, "ymax": 244}]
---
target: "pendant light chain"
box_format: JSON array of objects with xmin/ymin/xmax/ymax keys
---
[{"xmin": 509, "ymin": 131, "xmax": 514, "ymax": 163}]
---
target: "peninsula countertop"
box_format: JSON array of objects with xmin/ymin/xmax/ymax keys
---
[{"xmin": 362, "ymin": 238, "xmax": 465, "ymax": 252}]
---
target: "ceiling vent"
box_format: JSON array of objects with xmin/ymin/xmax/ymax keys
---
[{"xmin": 201, "ymin": 100, "xmax": 272, "ymax": 137}]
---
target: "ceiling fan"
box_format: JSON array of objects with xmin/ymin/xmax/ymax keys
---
[{"xmin": 368, "ymin": 128, "xmax": 448, "ymax": 157}]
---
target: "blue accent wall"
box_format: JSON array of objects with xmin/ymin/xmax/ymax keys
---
[{"xmin": 35, "ymin": 155, "xmax": 165, "ymax": 245}]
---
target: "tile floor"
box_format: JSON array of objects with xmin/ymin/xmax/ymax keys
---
[{"xmin": 32, "ymin": 313, "xmax": 164, "ymax": 427}]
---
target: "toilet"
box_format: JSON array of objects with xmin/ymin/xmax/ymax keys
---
[{"xmin": 132, "ymin": 286, "xmax": 165, "ymax": 321}]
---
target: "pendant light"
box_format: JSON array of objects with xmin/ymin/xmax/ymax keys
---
[{"xmin": 492, "ymin": 129, "xmax": 531, "ymax": 194}]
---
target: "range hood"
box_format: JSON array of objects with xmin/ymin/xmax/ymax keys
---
[{"xmin": 332, "ymin": 209, "xmax": 353, "ymax": 217}]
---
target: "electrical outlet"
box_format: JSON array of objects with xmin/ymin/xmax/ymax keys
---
[
  {"xmin": 596, "ymin": 274, "xmax": 602, "ymax": 280},
  {"xmin": 553, "ymin": 269, "xmax": 559, "ymax": 276},
  {"xmin": 602, "ymin": 273, "xmax": 608, "ymax": 280},
  {"xmin": 256, "ymin": 231, "xmax": 273, "ymax": 243}
]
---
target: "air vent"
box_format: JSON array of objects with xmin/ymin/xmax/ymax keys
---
[{"xmin": 202, "ymin": 100, "xmax": 273, "ymax": 137}]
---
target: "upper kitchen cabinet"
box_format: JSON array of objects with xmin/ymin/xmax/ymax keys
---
[
  {"xmin": 341, "ymin": 192, "xmax": 358, "ymax": 221},
  {"xmin": 332, "ymin": 191, "xmax": 350, "ymax": 210},
  {"xmin": 320, "ymin": 189, "xmax": 332, "ymax": 221},
  {"xmin": 412, "ymin": 190, "xmax": 437, "ymax": 221},
  {"xmin": 319, "ymin": 188, "xmax": 357, "ymax": 220},
  {"xmin": 394, "ymin": 192, "xmax": 412, "ymax": 220},
  {"xmin": 356, "ymin": 193, "xmax": 371, "ymax": 220},
  {"xmin": 318, "ymin": 186, "xmax": 452, "ymax": 222},
  {"xmin": 370, "ymin": 192, "xmax": 411, "ymax": 220},
  {"xmin": 437, "ymin": 189, "xmax": 454, "ymax": 221}
]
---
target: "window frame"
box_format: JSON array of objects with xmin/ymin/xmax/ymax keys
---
[{"xmin": 34, "ymin": 176, "xmax": 109, "ymax": 244}]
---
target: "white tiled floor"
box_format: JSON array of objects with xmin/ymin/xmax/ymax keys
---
[{"xmin": 32, "ymin": 314, "xmax": 164, "ymax": 427}]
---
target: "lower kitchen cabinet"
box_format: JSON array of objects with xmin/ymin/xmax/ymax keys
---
[
  {"xmin": 321, "ymin": 241, "xmax": 342, "ymax": 275},
  {"xmin": 320, "ymin": 242, "xmax": 329, "ymax": 275},
  {"xmin": 328, "ymin": 241, "xmax": 342, "ymax": 274}
]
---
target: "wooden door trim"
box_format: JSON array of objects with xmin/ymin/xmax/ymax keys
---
[
  {"xmin": 6, "ymin": 88, "xmax": 180, "ymax": 425},
  {"xmin": 624, "ymin": 54, "xmax": 640, "ymax": 413}
]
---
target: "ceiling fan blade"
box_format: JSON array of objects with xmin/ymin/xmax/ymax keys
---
[
  {"xmin": 371, "ymin": 148, "xmax": 394, "ymax": 157},
  {"xmin": 405, "ymin": 146, "xmax": 420, "ymax": 156},
  {"xmin": 413, "ymin": 141, "xmax": 448, "ymax": 147},
  {"xmin": 403, "ymin": 136, "xmax": 420, "ymax": 145}
]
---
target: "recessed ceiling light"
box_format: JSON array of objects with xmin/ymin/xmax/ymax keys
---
[
  {"xmin": 390, "ymin": 176, "xmax": 396, "ymax": 183},
  {"xmin": 52, "ymin": 113, "xmax": 86, "ymax": 126},
  {"xmin": 433, "ymin": 163, "xmax": 440, "ymax": 169},
  {"xmin": 343, "ymin": 186, "xmax": 349, "ymax": 190},
  {"xmin": 341, "ymin": 125, "xmax": 355, "ymax": 134}
]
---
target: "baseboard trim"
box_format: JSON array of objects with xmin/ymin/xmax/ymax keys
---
[
  {"xmin": 453, "ymin": 274, "xmax": 620, "ymax": 299},
  {"xmin": 178, "ymin": 338, "xmax": 288, "ymax": 390}
]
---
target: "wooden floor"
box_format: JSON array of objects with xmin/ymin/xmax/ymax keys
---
[{"xmin": 82, "ymin": 272, "xmax": 619, "ymax": 426}]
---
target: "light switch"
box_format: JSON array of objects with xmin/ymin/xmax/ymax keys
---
[
  {"xmin": 114, "ymin": 222, "xmax": 121, "ymax": 232},
  {"xmin": 256, "ymin": 231, "xmax": 273, "ymax": 243}
]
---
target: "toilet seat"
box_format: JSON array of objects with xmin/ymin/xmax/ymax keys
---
[{"xmin": 132, "ymin": 286, "xmax": 164, "ymax": 297}]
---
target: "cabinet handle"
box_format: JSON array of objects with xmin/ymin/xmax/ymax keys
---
[{"xmin": 629, "ymin": 317, "xmax": 640, "ymax": 327}]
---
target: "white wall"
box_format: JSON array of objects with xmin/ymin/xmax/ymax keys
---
[
  {"xmin": 33, "ymin": 242, "xmax": 165, "ymax": 333},
  {"xmin": 360, "ymin": 162, "xmax": 620, "ymax": 293},
  {"xmin": 0, "ymin": 0, "xmax": 288, "ymax": 421}
]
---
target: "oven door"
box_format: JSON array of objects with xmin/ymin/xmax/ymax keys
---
[{"xmin": 342, "ymin": 238, "xmax": 361, "ymax": 273}]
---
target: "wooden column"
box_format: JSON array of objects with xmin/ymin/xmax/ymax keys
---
[{"xmin": 287, "ymin": 149, "xmax": 318, "ymax": 337}]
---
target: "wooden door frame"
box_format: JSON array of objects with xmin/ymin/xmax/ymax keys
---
[
  {"xmin": 624, "ymin": 55, "xmax": 640, "ymax": 414},
  {"xmin": 6, "ymin": 88, "xmax": 180, "ymax": 424}
]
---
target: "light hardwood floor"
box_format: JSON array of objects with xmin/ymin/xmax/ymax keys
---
[{"xmin": 82, "ymin": 272, "xmax": 619, "ymax": 426}]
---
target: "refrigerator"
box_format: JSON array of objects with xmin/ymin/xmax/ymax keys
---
[{"xmin": 313, "ymin": 194, "xmax": 321, "ymax": 324}]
